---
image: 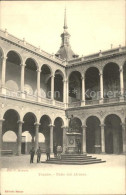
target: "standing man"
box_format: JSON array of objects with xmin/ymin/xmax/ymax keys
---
[
  {"xmin": 36, "ymin": 147, "xmax": 42, "ymax": 163},
  {"xmin": 29, "ymin": 146, "xmax": 35, "ymax": 163},
  {"xmin": 46, "ymin": 147, "xmax": 50, "ymax": 161},
  {"xmin": 53, "ymin": 143, "xmax": 57, "ymax": 157}
]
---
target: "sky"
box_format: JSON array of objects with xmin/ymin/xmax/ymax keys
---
[{"xmin": 0, "ymin": 0, "xmax": 125, "ymax": 56}]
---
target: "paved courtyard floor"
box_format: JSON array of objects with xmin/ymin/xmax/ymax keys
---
[{"xmin": 0, "ymin": 154, "xmax": 126, "ymax": 195}]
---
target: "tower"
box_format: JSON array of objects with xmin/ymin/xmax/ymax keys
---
[{"xmin": 55, "ymin": 8, "xmax": 78, "ymax": 61}]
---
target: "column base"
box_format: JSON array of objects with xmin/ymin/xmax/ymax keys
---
[
  {"xmin": 37, "ymin": 97, "xmax": 41, "ymax": 102},
  {"xmin": 1, "ymin": 87, "xmax": 6, "ymax": 95},
  {"xmin": 21, "ymin": 92, "xmax": 25, "ymax": 99},
  {"xmin": 120, "ymin": 96, "xmax": 124, "ymax": 102},
  {"xmin": 81, "ymin": 101, "xmax": 85, "ymax": 107},
  {"xmin": 99, "ymin": 98, "xmax": 103, "ymax": 104}
]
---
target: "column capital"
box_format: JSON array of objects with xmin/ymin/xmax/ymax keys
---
[
  {"xmin": 120, "ymin": 123, "xmax": 126, "ymax": 128},
  {"xmin": 50, "ymin": 74, "xmax": 55, "ymax": 78},
  {"xmin": 1, "ymin": 56, "xmax": 7, "ymax": 61},
  {"xmin": 20, "ymin": 63, "xmax": 26, "ymax": 67},
  {"xmin": 36, "ymin": 68, "xmax": 41, "ymax": 73},
  {"xmin": 17, "ymin": 120, "xmax": 24, "ymax": 124},
  {"xmin": 61, "ymin": 126, "xmax": 68, "ymax": 129},
  {"xmin": 100, "ymin": 123, "xmax": 105, "ymax": 127},
  {"xmin": 119, "ymin": 66, "xmax": 123, "ymax": 72},
  {"xmin": 63, "ymin": 79, "xmax": 67, "ymax": 83},
  {"xmin": 81, "ymin": 125, "xmax": 87, "ymax": 129},
  {"xmin": 81, "ymin": 75, "xmax": 85, "ymax": 80},
  {"xmin": 49, "ymin": 124, "xmax": 55, "ymax": 127},
  {"xmin": 0, "ymin": 118, "xmax": 5, "ymax": 122},
  {"xmin": 99, "ymin": 70, "xmax": 103, "ymax": 76},
  {"xmin": 34, "ymin": 122, "xmax": 40, "ymax": 127}
]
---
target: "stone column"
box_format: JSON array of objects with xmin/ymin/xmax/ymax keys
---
[
  {"xmin": 36, "ymin": 69, "xmax": 41, "ymax": 102},
  {"xmin": 20, "ymin": 64, "xmax": 25, "ymax": 98},
  {"xmin": 51, "ymin": 74, "xmax": 55, "ymax": 103},
  {"xmin": 81, "ymin": 74, "xmax": 85, "ymax": 106},
  {"xmin": 63, "ymin": 79, "xmax": 67, "ymax": 105},
  {"xmin": 17, "ymin": 120, "xmax": 24, "ymax": 156},
  {"xmin": 120, "ymin": 66, "xmax": 124, "ymax": 99},
  {"xmin": 99, "ymin": 70, "xmax": 104, "ymax": 103},
  {"xmin": 0, "ymin": 119, "xmax": 5, "ymax": 156},
  {"xmin": 49, "ymin": 124, "xmax": 54, "ymax": 154},
  {"xmin": 1, "ymin": 57, "xmax": 7, "ymax": 86},
  {"xmin": 121, "ymin": 123, "xmax": 126, "ymax": 154},
  {"xmin": 81, "ymin": 125, "xmax": 87, "ymax": 153},
  {"xmin": 66, "ymin": 79, "xmax": 69, "ymax": 107},
  {"xmin": 62, "ymin": 126, "xmax": 67, "ymax": 153},
  {"xmin": 100, "ymin": 124, "xmax": 105, "ymax": 153},
  {"xmin": 34, "ymin": 123, "xmax": 40, "ymax": 152}
]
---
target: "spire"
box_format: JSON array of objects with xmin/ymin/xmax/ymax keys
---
[
  {"xmin": 55, "ymin": 8, "xmax": 78, "ymax": 61},
  {"xmin": 64, "ymin": 8, "xmax": 68, "ymax": 30}
]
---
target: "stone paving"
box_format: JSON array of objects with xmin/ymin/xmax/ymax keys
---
[{"xmin": 0, "ymin": 154, "xmax": 126, "ymax": 195}]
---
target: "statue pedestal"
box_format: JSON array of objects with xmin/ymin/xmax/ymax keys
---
[{"xmin": 66, "ymin": 132, "xmax": 81, "ymax": 154}]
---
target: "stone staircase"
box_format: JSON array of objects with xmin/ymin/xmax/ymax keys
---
[{"xmin": 45, "ymin": 154, "xmax": 106, "ymax": 165}]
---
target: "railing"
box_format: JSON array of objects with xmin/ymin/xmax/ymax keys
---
[
  {"xmin": 55, "ymin": 100, "xmax": 65, "ymax": 108},
  {"xmin": 0, "ymin": 87, "xmax": 65, "ymax": 108},
  {"xmin": 103, "ymin": 97, "xmax": 120, "ymax": 103},
  {"xmin": 68, "ymin": 101, "xmax": 81, "ymax": 108},
  {"xmin": 85, "ymin": 99, "xmax": 99, "ymax": 105},
  {"xmin": 68, "ymin": 46, "xmax": 126, "ymax": 65},
  {"xmin": 0, "ymin": 29, "xmax": 63, "ymax": 64},
  {"xmin": 41, "ymin": 97, "xmax": 53, "ymax": 104}
]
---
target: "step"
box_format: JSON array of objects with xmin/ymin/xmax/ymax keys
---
[
  {"xmin": 44, "ymin": 160, "xmax": 106, "ymax": 165},
  {"xmin": 61, "ymin": 156, "xmax": 94, "ymax": 160},
  {"xmin": 47, "ymin": 159, "xmax": 102, "ymax": 163}
]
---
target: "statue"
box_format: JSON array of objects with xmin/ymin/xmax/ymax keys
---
[{"xmin": 69, "ymin": 115, "xmax": 75, "ymax": 131}]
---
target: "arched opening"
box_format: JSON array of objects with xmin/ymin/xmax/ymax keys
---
[
  {"xmin": 40, "ymin": 64, "xmax": 51, "ymax": 99},
  {"xmin": 23, "ymin": 112, "xmax": 37, "ymax": 154},
  {"xmin": 5, "ymin": 51, "xmax": 21, "ymax": 92},
  {"xmin": 86, "ymin": 116, "xmax": 101, "ymax": 154},
  {"xmin": 39, "ymin": 115, "xmax": 51, "ymax": 150},
  {"xmin": 53, "ymin": 117, "xmax": 63, "ymax": 148},
  {"xmin": 69, "ymin": 71, "xmax": 82, "ymax": 103},
  {"xmin": 85, "ymin": 67, "xmax": 100, "ymax": 103},
  {"xmin": 104, "ymin": 114, "xmax": 123, "ymax": 154},
  {"xmin": 54, "ymin": 70, "xmax": 63, "ymax": 102},
  {"xmin": 123, "ymin": 62, "xmax": 126, "ymax": 93},
  {"xmin": 2, "ymin": 109, "xmax": 19, "ymax": 154},
  {"xmin": 25, "ymin": 58, "xmax": 37, "ymax": 97},
  {"xmin": 103, "ymin": 63, "xmax": 120, "ymax": 99}
]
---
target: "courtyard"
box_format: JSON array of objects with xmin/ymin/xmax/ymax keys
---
[{"xmin": 0, "ymin": 154, "xmax": 125, "ymax": 195}]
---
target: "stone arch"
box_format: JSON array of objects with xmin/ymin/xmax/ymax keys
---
[
  {"xmin": 25, "ymin": 58, "xmax": 38, "ymax": 95},
  {"xmin": 6, "ymin": 50, "xmax": 23, "ymax": 64},
  {"xmin": 54, "ymin": 70, "xmax": 64, "ymax": 102},
  {"xmin": 103, "ymin": 62, "xmax": 120, "ymax": 99},
  {"xmin": 2, "ymin": 109, "xmax": 20, "ymax": 154},
  {"xmin": 25, "ymin": 57, "xmax": 39, "ymax": 69},
  {"xmin": 41, "ymin": 64, "xmax": 53, "ymax": 75},
  {"xmin": 86, "ymin": 116, "xmax": 101, "ymax": 154},
  {"xmin": 68, "ymin": 69, "xmax": 82, "ymax": 80},
  {"xmin": 23, "ymin": 112, "xmax": 37, "ymax": 143},
  {"xmin": 40, "ymin": 64, "xmax": 52, "ymax": 99},
  {"xmin": 53, "ymin": 117, "xmax": 64, "ymax": 147},
  {"xmin": 3, "ymin": 131, "xmax": 17, "ymax": 142},
  {"xmin": 69, "ymin": 71, "xmax": 82, "ymax": 102},
  {"xmin": 39, "ymin": 115, "xmax": 51, "ymax": 148},
  {"xmin": 5, "ymin": 50, "xmax": 22, "ymax": 91},
  {"xmin": 104, "ymin": 114, "xmax": 123, "ymax": 154},
  {"xmin": 84, "ymin": 65, "xmax": 100, "ymax": 76},
  {"xmin": 85, "ymin": 67, "xmax": 100, "ymax": 103}
]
